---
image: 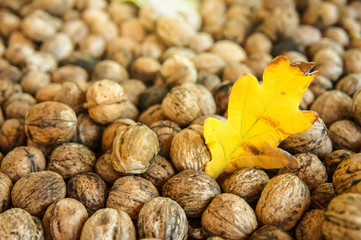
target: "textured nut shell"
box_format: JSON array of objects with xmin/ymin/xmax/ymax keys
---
[
  {"xmin": 11, "ymin": 171, "xmax": 66, "ymax": 216},
  {"xmin": 160, "ymin": 55, "xmax": 197, "ymax": 86},
  {"xmin": 278, "ymin": 153, "xmax": 328, "ymax": 190},
  {"xmin": 150, "ymin": 120, "xmax": 181, "ymax": 158},
  {"xmin": 310, "ymin": 183, "xmax": 337, "ymax": 210},
  {"xmin": 1, "ymin": 146, "xmax": 46, "ymax": 182},
  {"xmin": 202, "ymin": 193, "xmax": 258, "ymax": 240},
  {"xmin": 352, "ymin": 87, "xmax": 361, "ymax": 125},
  {"xmin": 170, "ymin": 125, "xmax": 211, "ymax": 171},
  {"xmin": 328, "ymin": 120, "xmax": 361, "ymax": 152},
  {"xmin": 111, "ymin": 123, "xmax": 159, "ymax": 174},
  {"xmin": 95, "ymin": 151, "xmax": 124, "ymax": 185},
  {"xmin": 324, "ymin": 149, "xmax": 354, "ymax": 180},
  {"xmin": 280, "ymin": 118, "xmax": 332, "ymax": 159},
  {"xmin": 295, "ymin": 209, "xmax": 325, "ymax": 240},
  {"xmin": 255, "ymin": 173, "xmax": 310, "ymax": 231},
  {"xmin": 138, "ymin": 104, "xmax": 166, "ymax": 127},
  {"xmin": 48, "ymin": 143, "xmax": 96, "ymax": 179},
  {"xmin": 161, "ymin": 86, "xmax": 200, "ymax": 126},
  {"xmin": 141, "ymin": 155, "xmax": 176, "ymax": 192},
  {"xmin": 88, "ymin": 102, "xmax": 127, "ymax": 125},
  {"xmin": 43, "ymin": 198, "xmax": 88, "ymax": 240},
  {"xmin": 137, "ymin": 197, "xmax": 188, "ymax": 240},
  {"xmin": 107, "ymin": 176, "xmax": 159, "ymax": 220},
  {"xmin": 76, "ymin": 112, "xmax": 103, "ymax": 150},
  {"xmin": 333, "ymin": 153, "xmax": 361, "ymax": 194},
  {"xmin": 67, "ymin": 173, "xmax": 108, "ymax": 215},
  {"xmin": 101, "ymin": 118, "xmax": 135, "ymax": 151},
  {"xmin": 80, "ymin": 208, "xmax": 136, "ymax": 240},
  {"xmin": 181, "ymin": 83, "xmax": 217, "ymax": 116},
  {"xmin": 222, "ymin": 168, "xmax": 269, "ymax": 204},
  {"xmin": 322, "ymin": 193, "xmax": 361, "ymax": 240},
  {"xmin": 0, "ymin": 208, "xmax": 44, "ymax": 239},
  {"xmin": 162, "ymin": 169, "xmax": 221, "ymax": 218},
  {"xmin": 55, "ymin": 81, "xmax": 86, "ymax": 114},
  {"xmin": 25, "ymin": 101, "xmax": 77, "ymax": 145},
  {"xmin": 0, "ymin": 172, "xmax": 13, "ymax": 213},
  {"xmin": 248, "ymin": 225, "xmax": 292, "ymax": 240}
]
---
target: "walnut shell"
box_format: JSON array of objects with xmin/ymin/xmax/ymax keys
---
[
  {"xmin": 75, "ymin": 112, "xmax": 103, "ymax": 150},
  {"xmin": 106, "ymin": 176, "xmax": 159, "ymax": 220},
  {"xmin": 130, "ymin": 56, "xmax": 160, "ymax": 84},
  {"xmin": 92, "ymin": 60, "xmax": 128, "ymax": 83},
  {"xmin": 162, "ymin": 169, "xmax": 221, "ymax": 218},
  {"xmin": 352, "ymin": 87, "xmax": 361, "ymax": 126},
  {"xmin": 150, "ymin": 120, "xmax": 181, "ymax": 158},
  {"xmin": 48, "ymin": 143, "xmax": 96, "ymax": 179},
  {"xmin": 322, "ymin": 193, "xmax": 361, "ymax": 240},
  {"xmin": 1, "ymin": 146, "xmax": 46, "ymax": 182},
  {"xmin": 323, "ymin": 149, "xmax": 354, "ymax": 180},
  {"xmin": 111, "ymin": 123, "xmax": 159, "ymax": 174},
  {"xmin": 336, "ymin": 73, "xmax": 361, "ymax": 97},
  {"xmin": 295, "ymin": 209, "xmax": 325, "ymax": 240},
  {"xmin": 21, "ymin": 71, "xmax": 51, "ymax": 96},
  {"xmin": 182, "ymin": 83, "xmax": 217, "ymax": 116},
  {"xmin": 161, "ymin": 86, "xmax": 200, "ymax": 126},
  {"xmin": 0, "ymin": 172, "xmax": 13, "ymax": 213},
  {"xmin": 80, "ymin": 208, "xmax": 136, "ymax": 240},
  {"xmin": 310, "ymin": 183, "xmax": 336, "ymax": 210},
  {"xmin": 11, "ymin": 170, "xmax": 66, "ymax": 216},
  {"xmin": 278, "ymin": 153, "xmax": 328, "ymax": 190},
  {"xmin": 43, "ymin": 198, "xmax": 88, "ymax": 240},
  {"xmin": 137, "ymin": 197, "xmax": 188, "ymax": 240},
  {"xmin": 255, "ymin": 173, "xmax": 310, "ymax": 230},
  {"xmin": 67, "ymin": 172, "xmax": 108, "ymax": 215},
  {"xmin": 95, "ymin": 151, "xmax": 124, "ymax": 185},
  {"xmin": 0, "ymin": 208, "xmax": 44, "ymax": 239},
  {"xmin": 170, "ymin": 125, "xmax": 210, "ymax": 172},
  {"xmin": 54, "ymin": 81, "xmax": 86, "ymax": 114},
  {"xmin": 280, "ymin": 118, "xmax": 332, "ymax": 160},
  {"xmin": 141, "ymin": 155, "xmax": 176, "ymax": 192},
  {"xmin": 328, "ymin": 120, "xmax": 361, "ymax": 152},
  {"xmin": 3, "ymin": 92, "xmax": 36, "ymax": 119},
  {"xmin": 25, "ymin": 101, "xmax": 77, "ymax": 146},
  {"xmin": 0, "ymin": 118, "xmax": 26, "ymax": 153},
  {"xmin": 222, "ymin": 168, "xmax": 269, "ymax": 205},
  {"xmin": 101, "ymin": 118, "xmax": 135, "ymax": 151},
  {"xmin": 52, "ymin": 65, "xmax": 88, "ymax": 84},
  {"xmin": 201, "ymin": 193, "xmax": 258, "ymax": 240},
  {"xmin": 139, "ymin": 85, "xmax": 168, "ymax": 112},
  {"xmin": 138, "ymin": 104, "xmax": 166, "ymax": 127},
  {"xmin": 333, "ymin": 153, "xmax": 361, "ymax": 194},
  {"xmin": 248, "ymin": 225, "xmax": 292, "ymax": 240}
]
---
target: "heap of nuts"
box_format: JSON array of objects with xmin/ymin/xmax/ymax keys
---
[{"xmin": 1, "ymin": 0, "xmax": 361, "ymax": 239}]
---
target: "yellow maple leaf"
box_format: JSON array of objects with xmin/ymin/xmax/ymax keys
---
[{"xmin": 204, "ymin": 56, "xmax": 319, "ymax": 178}]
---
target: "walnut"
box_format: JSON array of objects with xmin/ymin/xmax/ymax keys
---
[
  {"xmin": 222, "ymin": 168, "xmax": 269, "ymax": 205},
  {"xmin": 280, "ymin": 118, "xmax": 332, "ymax": 160},
  {"xmin": 328, "ymin": 120, "xmax": 361, "ymax": 152},
  {"xmin": 130, "ymin": 57, "xmax": 161, "ymax": 84},
  {"xmin": 92, "ymin": 60, "xmax": 128, "ymax": 83},
  {"xmin": 156, "ymin": 15, "xmax": 195, "ymax": 47},
  {"xmin": 307, "ymin": 38, "xmax": 344, "ymax": 59},
  {"xmin": 213, "ymin": 81, "xmax": 233, "ymax": 116},
  {"xmin": 67, "ymin": 172, "xmax": 108, "ymax": 215},
  {"xmin": 256, "ymin": 173, "xmax": 310, "ymax": 230},
  {"xmin": 0, "ymin": 64, "xmax": 22, "ymax": 83},
  {"xmin": 310, "ymin": 182, "xmax": 336, "ymax": 210},
  {"xmin": 310, "ymin": 90, "xmax": 352, "ymax": 126},
  {"xmin": 160, "ymin": 47, "xmax": 196, "ymax": 62},
  {"xmin": 139, "ymin": 85, "xmax": 168, "ymax": 111},
  {"xmin": 95, "ymin": 151, "xmax": 124, "ymax": 185},
  {"xmin": 107, "ymin": 176, "xmax": 159, "ymax": 220},
  {"xmin": 313, "ymin": 49, "xmax": 343, "ymax": 82},
  {"xmin": 43, "ymin": 198, "xmax": 88, "ymax": 240},
  {"xmin": 322, "ymin": 193, "xmax": 361, "ymax": 239},
  {"xmin": 197, "ymin": 71, "xmax": 221, "ymax": 92},
  {"xmin": 245, "ymin": 53, "xmax": 273, "ymax": 80},
  {"xmin": 35, "ymin": 83, "xmax": 62, "ymax": 102},
  {"xmin": 201, "ymin": 193, "xmax": 258, "ymax": 240},
  {"xmin": 120, "ymin": 79, "xmax": 146, "ymax": 106},
  {"xmin": 182, "ymin": 83, "xmax": 217, "ymax": 116},
  {"xmin": 62, "ymin": 19, "xmax": 88, "ymax": 44},
  {"xmin": 222, "ymin": 62, "xmax": 254, "ymax": 82},
  {"xmin": 89, "ymin": 19, "xmax": 118, "ymax": 42},
  {"xmin": 111, "ymin": 123, "xmax": 159, "ymax": 174},
  {"xmin": 190, "ymin": 114, "xmax": 226, "ymax": 126},
  {"xmin": 192, "ymin": 52, "xmax": 226, "ymax": 75},
  {"xmin": 295, "ymin": 209, "xmax": 325, "ymax": 240},
  {"xmin": 0, "ymin": 118, "xmax": 26, "ymax": 153},
  {"xmin": 162, "ymin": 169, "xmax": 221, "ymax": 218},
  {"xmin": 3, "ymin": 92, "xmax": 37, "ymax": 119},
  {"xmin": 1, "ymin": 146, "xmax": 46, "ymax": 182},
  {"xmin": 84, "ymin": 79, "xmax": 128, "ymax": 124},
  {"xmin": 302, "ymin": 2, "xmax": 339, "ymax": 29},
  {"xmin": 149, "ymin": 120, "xmax": 180, "ymax": 158},
  {"xmin": 323, "ymin": 27, "xmax": 349, "ymax": 47},
  {"xmin": 342, "ymin": 49, "xmax": 361, "ymax": 75},
  {"xmin": 11, "ymin": 171, "xmax": 66, "ymax": 216},
  {"xmin": 189, "ymin": 32, "xmax": 214, "ymax": 53},
  {"xmin": 300, "ymin": 88, "xmax": 315, "ymax": 110},
  {"xmin": 0, "ymin": 10, "xmax": 20, "ymax": 38},
  {"xmin": 137, "ymin": 197, "xmax": 188, "ymax": 239},
  {"xmin": 336, "ymin": 73, "xmax": 361, "ymax": 97},
  {"xmin": 333, "ymin": 153, "xmax": 361, "ymax": 194},
  {"xmin": 340, "ymin": 18, "xmax": 361, "ymax": 36},
  {"xmin": 244, "ymin": 32, "xmax": 272, "ymax": 55},
  {"xmin": 292, "ymin": 24, "xmax": 321, "ymax": 49},
  {"xmin": 159, "ymin": 55, "xmax": 197, "ymax": 87},
  {"xmin": 309, "ymin": 75, "xmax": 333, "ymax": 97},
  {"xmin": 0, "ymin": 80, "xmax": 17, "ymax": 103},
  {"xmin": 323, "ymin": 149, "xmax": 354, "ymax": 180},
  {"xmin": 0, "ymin": 208, "xmax": 44, "ymax": 239},
  {"xmin": 211, "ymin": 40, "xmax": 246, "ymax": 64},
  {"xmin": 138, "ymin": 104, "xmax": 166, "ymax": 127},
  {"xmin": 52, "ymin": 65, "xmax": 88, "ymax": 84},
  {"xmin": 5, "ymin": 44, "xmax": 34, "ymax": 68},
  {"xmin": 248, "ymin": 225, "xmax": 293, "ymax": 240},
  {"xmin": 135, "ymin": 40, "xmax": 162, "ymax": 59},
  {"xmin": 25, "ymin": 51, "xmax": 57, "ymax": 73},
  {"xmin": 21, "ymin": 9, "xmax": 60, "ymax": 42},
  {"xmin": 200, "ymin": 0, "xmax": 226, "ymax": 40},
  {"xmin": 74, "ymin": 112, "xmax": 103, "ymax": 150},
  {"xmin": 80, "ymin": 208, "xmax": 136, "ymax": 240},
  {"xmin": 108, "ymin": 2, "xmax": 136, "ymax": 25},
  {"xmin": 120, "ymin": 18, "xmax": 146, "ymax": 42},
  {"xmin": 0, "ymin": 172, "xmax": 13, "ymax": 213},
  {"xmin": 25, "ymin": 101, "xmax": 77, "ymax": 145},
  {"xmin": 78, "ymin": 34, "xmax": 105, "ymax": 58},
  {"xmin": 283, "ymin": 51, "xmax": 308, "ymax": 63},
  {"xmin": 54, "ymin": 81, "xmax": 86, "ymax": 114},
  {"xmin": 101, "ymin": 118, "xmax": 135, "ymax": 151},
  {"xmin": 48, "ymin": 143, "xmax": 96, "ymax": 180},
  {"xmin": 40, "ymin": 33, "xmax": 73, "ymax": 61},
  {"xmin": 21, "ymin": 71, "xmax": 51, "ymax": 96}
]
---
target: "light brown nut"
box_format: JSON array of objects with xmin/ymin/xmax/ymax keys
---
[{"xmin": 333, "ymin": 153, "xmax": 361, "ymax": 194}]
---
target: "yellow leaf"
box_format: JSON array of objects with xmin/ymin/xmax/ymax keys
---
[{"xmin": 204, "ymin": 56, "xmax": 319, "ymax": 178}]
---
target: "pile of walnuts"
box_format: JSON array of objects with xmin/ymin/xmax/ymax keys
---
[{"xmin": 1, "ymin": 0, "xmax": 361, "ymax": 239}]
